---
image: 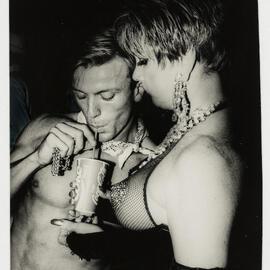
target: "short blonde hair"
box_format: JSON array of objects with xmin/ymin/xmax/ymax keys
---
[{"xmin": 115, "ymin": 0, "xmax": 227, "ymax": 72}]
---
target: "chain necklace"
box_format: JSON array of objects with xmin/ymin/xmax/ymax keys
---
[
  {"xmin": 101, "ymin": 118, "xmax": 154, "ymax": 168},
  {"xmin": 101, "ymin": 118, "xmax": 145, "ymax": 153},
  {"xmin": 138, "ymin": 101, "xmax": 224, "ymax": 169},
  {"xmin": 77, "ymin": 111, "xmax": 154, "ymax": 168}
]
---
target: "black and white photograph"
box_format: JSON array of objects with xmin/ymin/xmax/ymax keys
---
[{"xmin": 2, "ymin": 0, "xmax": 266, "ymax": 269}]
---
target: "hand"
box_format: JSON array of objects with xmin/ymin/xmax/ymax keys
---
[
  {"xmin": 67, "ymin": 209, "xmax": 96, "ymax": 223},
  {"xmin": 36, "ymin": 121, "xmax": 96, "ymax": 166},
  {"xmin": 97, "ymin": 189, "xmax": 111, "ymax": 200},
  {"xmin": 51, "ymin": 217, "xmax": 103, "ymax": 246},
  {"xmin": 67, "ymin": 210, "xmax": 122, "ymax": 229}
]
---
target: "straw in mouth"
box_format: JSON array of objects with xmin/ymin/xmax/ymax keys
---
[{"xmin": 92, "ymin": 131, "xmax": 99, "ymax": 159}]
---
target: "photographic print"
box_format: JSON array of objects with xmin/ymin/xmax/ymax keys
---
[{"xmin": 8, "ymin": 0, "xmax": 263, "ymax": 269}]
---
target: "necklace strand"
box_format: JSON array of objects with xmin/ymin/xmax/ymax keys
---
[
  {"xmin": 69, "ymin": 119, "xmax": 149, "ymax": 205},
  {"xmin": 139, "ymin": 101, "xmax": 223, "ymax": 169},
  {"xmin": 101, "ymin": 118, "xmax": 146, "ymax": 153}
]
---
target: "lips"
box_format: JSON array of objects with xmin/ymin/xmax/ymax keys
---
[
  {"xmin": 89, "ymin": 124, "xmax": 106, "ymax": 132},
  {"xmin": 138, "ymin": 82, "xmax": 146, "ymax": 91},
  {"xmin": 90, "ymin": 125, "xmax": 104, "ymax": 129}
]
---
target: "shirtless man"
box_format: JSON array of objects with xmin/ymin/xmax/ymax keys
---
[{"xmin": 10, "ymin": 28, "xmax": 154, "ymax": 270}]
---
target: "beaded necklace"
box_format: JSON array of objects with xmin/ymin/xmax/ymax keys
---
[{"xmin": 139, "ymin": 101, "xmax": 225, "ymax": 169}]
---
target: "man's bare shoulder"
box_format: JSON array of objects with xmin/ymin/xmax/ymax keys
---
[
  {"xmin": 175, "ymin": 135, "xmax": 242, "ymax": 169},
  {"xmin": 166, "ymin": 135, "xmax": 242, "ymax": 201},
  {"xmin": 17, "ymin": 113, "xmax": 77, "ymax": 145},
  {"xmin": 164, "ymin": 136, "xmax": 242, "ymax": 267},
  {"xmin": 11, "ymin": 112, "xmax": 79, "ymax": 162}
]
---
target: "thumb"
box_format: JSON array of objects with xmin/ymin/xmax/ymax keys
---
[
  {"xmin": 97, "ymin": 189, "xmax": 111, "ymax": 200},
  {"xmin": 51, "ymin": 218, "xmax": 103, "ymax": 234},
  {"xmin": 50, "ymin": 219, "xmax": 80, "ymax": 232},
  {"xmin": 65, "ymin": 220, "xmax": 91, "ymax": 233}
]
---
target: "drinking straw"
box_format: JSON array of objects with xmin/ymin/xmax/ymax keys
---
[{"xmin": 93, "ymin": 131, "xmax": 99, "ymax": 159}]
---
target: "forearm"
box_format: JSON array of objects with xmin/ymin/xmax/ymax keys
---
[
  {"xmin": 10, "ymin": 150, "xmax": 42, "ymax": 199},
  {"xmin": 66, "ymin": 227, "xmax": 171, "ymax": 261},
  {"xmin": 170, "ymin": 262, "xmax": 225, "ymax": 270}
]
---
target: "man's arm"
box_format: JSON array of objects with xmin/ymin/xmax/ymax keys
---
[
  {"xmin": 51, "ymin": 218, "xmax": 172, "ymax": 262},
  {"xmin": 10, "ymin": 113, "xmax": 95, "ymax": 200},
  {"xmin": 10, "ymin": 114, "xmax": 73, "ymax": 199},
  {"xmin": 165, "ymin": 140, "xmax": 241, "ymax": 269},
  {"xmin": 11, "ymin": 113, "xmax": 76, "ymax": 163}
]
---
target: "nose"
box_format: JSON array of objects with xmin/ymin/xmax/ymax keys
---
[
  {"xmin": 87, "ymin": 97, "xmax": 101, "ymax": 119},
  {"xmin": 132, "ymin": 65, "xmax": 143, "ymax": 82}
]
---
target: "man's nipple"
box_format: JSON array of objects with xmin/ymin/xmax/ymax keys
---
[{"xmin": 32, "ymin": 180, "xmax": 39, "ymax": 188}]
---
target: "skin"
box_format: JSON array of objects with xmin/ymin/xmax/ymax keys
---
[
  {"xmin": 130, "ymin": 51, "xmax": 242, "ymax": 268},
  {"xmin": 133, "ymin": 56, "xmax": 176, "ymax": 109},
  {"xmin": 72, "ymin": 57, "xmax": 136, "ymax": 143},
  {"xmin": 133, "ymin": 50, "xmax": 198, "ymax": 110},
  {"xmin": 54, "ymin": 51, "xmax": 242, "ymax": 269},
  {"xmin": 10, "ymin": 56, "xmax": 153, "ymax": 270}
]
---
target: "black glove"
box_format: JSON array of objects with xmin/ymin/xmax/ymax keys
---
[
  {"xmin": 66, "ymin": 226, "xmax": 172, "ymax": 262},
  {"xmin": 170, "ymin": 261, "xmax": 225, "ymax": 270}
]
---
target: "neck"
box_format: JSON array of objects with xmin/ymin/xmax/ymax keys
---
[
  {"xmin": 185, "ymin": 64, "xmax": 225, "ymax": 113},
  {"xmin": 110, "ymin": 116, "xmax": 138, "ymax": 143}
]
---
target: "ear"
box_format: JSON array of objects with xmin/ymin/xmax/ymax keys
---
[
  {"xmin": 178, "ymin": 49, "xmax": 196, "ymax": 81},
  {"xmin": 133, "ymin": 82, "xmax": 144, "ymax": 102}
]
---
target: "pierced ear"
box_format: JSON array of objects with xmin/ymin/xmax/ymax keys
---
[{"xmin": 134, "ymin": 82, "xmax": 144, "ymax": 102}]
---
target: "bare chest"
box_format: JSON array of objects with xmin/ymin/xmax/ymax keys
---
[
  {"xmin": 31, "ymin": 152, "xmax": 95, "ymax": 208},
  {"xmin": 31, "ymin": 149, "xmax": 146, "ymax": 208}
]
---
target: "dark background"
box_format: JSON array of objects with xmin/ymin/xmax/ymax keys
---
[{"xmin": 10, "ymin": 0, "xmax": 262, "ymax": 269}]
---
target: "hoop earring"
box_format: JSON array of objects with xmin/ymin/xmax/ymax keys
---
[{"xmin": 172, "ymin": 73, "xmax": 190, "ymax": 127}]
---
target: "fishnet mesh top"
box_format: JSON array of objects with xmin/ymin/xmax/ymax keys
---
[
  {"xmin": 110, "ymin": 144, "xmax": 175, "ymax": 231},
  {"xmin": 110, "ymin": 103, "xmax": 228, "ymax": 231}
]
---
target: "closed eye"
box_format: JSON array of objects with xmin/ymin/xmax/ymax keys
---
[
  {"xmin": 74, "ymin": 92, "xmax": 87, "ymax": 100},
  {"xmin": 100, "ymin": 91, "xmax": 116, "ymax": 101}
]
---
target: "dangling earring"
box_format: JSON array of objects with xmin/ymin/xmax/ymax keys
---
[
  {"xmin": 135, "ymin": 81, "xmax": 144, "ymax": 94},
  {"xmin": 172, "ymin": 73, "xmax": 190, "ymax": 129}
]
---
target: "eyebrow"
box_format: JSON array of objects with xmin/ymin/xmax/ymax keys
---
[
  {"xmin": 72, "ymin": 87, "xmax": 121, "ymax": 95},
  {"xmin": 72, "ymin": 87, "xmax": 84, "ymax": 93}
]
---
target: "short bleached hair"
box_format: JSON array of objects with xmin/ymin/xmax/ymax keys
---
[{"xmin": 115, "ymin": 0, "xmax": 227, "ymax": 72}]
